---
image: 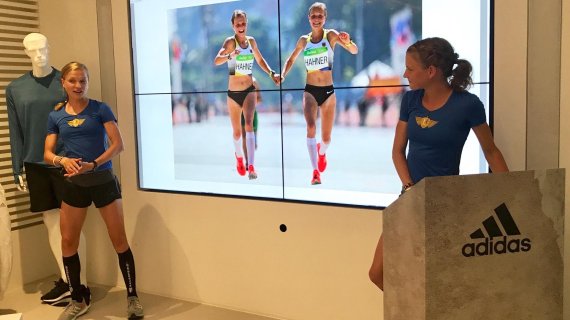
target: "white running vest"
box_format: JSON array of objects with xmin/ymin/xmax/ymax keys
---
[
  {"xmin": 304, "ymin": 29, "xmax": 334, "ymax": 73},
  {"xmin": 228, "ymin": 37, "xmax": 254, "ymax": 76}
]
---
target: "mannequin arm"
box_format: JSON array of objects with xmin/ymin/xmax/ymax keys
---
[
  {"xmin": 6, "ymin": 87, "xmax": 25, "ymax": 182},
  {"xmin": 16, "ymin": 175, "xmax": 27, "ymax": 192}
]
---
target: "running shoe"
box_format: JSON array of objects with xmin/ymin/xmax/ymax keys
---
[
  {"xmin": 57, "ymin": 286, "xmax": 91, "ymax": 320},
  {"xmin": 41, "ymin": 278, "xmax": 71, "ymax": 306},
  {"xmin": 127, "ymin": 296, "xmax": 144, "ymax": 319},
  {"xmin": 311, "ymin": 170, "xmax": 321, "ymax": 185},
  {"xmin": 248, "ymin": 165, "xmax": 257, "ymax": 180},
  {"xmin": 317, "ymin": 143, "xmax": 327, "ymax": 172},
  {"xmin": 235, "ymin": 153, "xmax": 246, "ymax": 176}
]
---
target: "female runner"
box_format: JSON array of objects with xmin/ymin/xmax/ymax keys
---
[
  {"xmin": 214, "ymin": 9, "xmax": 280, "ymax": 180},
  {"xmin": 281, "ymin": 2, "xmax": 358, "ymax": 184}
]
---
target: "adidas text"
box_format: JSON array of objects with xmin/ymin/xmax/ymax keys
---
[{"xmin": 462, "ymin": 236, "xmax": 531, "ymax": 257}]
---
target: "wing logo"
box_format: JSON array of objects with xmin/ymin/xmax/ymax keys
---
[
  {"xmin": 415, "ymin": 116, "xmax": 438, "ymax": 129},
  {"xmin": 67, "ymin": 118, "xmax": 85, "ymax": 127}
]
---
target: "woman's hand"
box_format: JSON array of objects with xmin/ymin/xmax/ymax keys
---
[
  {"xmin": 60, "ymin": 157, "xmax": 87, "ymax": 177},
  {"xmin": 338, "ymin": 32, "xmax": 351, "ymax": 44},
  {"xmin": 229, "ymin": 49, "xmax": 240, "ymax": 59}
]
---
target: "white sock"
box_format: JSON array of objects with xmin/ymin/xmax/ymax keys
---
[
  {"xmin": 246, "ymin": 131, "xmax": 255, "ymax": 166},
  {"xmin": 234, "ymin": 137, "xmax": 244, "ymax": 158},
  {"xmin": 44, "ymin": 209, "xmax": 87, "ymax": 286},
  {"xmin": 307, "ymin": 138, "xmax": 318, "ymax": 170},
  {"xmin": 319, "ymin": 141, "xmax": 330, "ymax": 155}
]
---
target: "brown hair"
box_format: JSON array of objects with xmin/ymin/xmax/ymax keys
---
[
  {"xmin": 406, "ymin": 37, "xmax": 473, "ymax": 91},
  {"xmin": 231, "ymin": 10, "xmax": 247, "ymax": 24},
  {"xmin": 308, "ymin": 2, "xmax": 327, "ymax": 16},
  {"xmin": 54, "ymin": 61, "xmax": 89, "ymax": 111}
]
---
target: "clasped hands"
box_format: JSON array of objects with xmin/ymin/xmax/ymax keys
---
[{"xmin": 59, "ymin": 157, "xmax": 95, "ymax": 177}]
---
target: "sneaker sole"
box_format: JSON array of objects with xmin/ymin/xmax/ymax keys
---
[
  {"xmin": 42, "ymin": 293, "xmax": 72, "ymax": 304},
  {"xmin": 50, "ymin": 297, "xmax": 72, "ymax": 307}
]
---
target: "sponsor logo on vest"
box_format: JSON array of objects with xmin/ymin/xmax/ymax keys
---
[{"xmin": 462, "ymin": 203, "xmax": 531, "ymax": 257}]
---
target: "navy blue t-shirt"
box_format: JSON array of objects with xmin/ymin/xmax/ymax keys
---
[
  {"xmin": 46, "ymin": 99, "xmax": 116, "ymax": 171},
  {"xmin": 399, "ymin": 89, "xmax": 486, "ymax": 183}
]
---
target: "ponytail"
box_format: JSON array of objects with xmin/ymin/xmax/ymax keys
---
[
  {"xmin": 54, "ymin": 101, "xmax": 66, "ymax": 111},
  {"xmin": 449, "ymin": 59, "xmax": 473, "ymax": 92}
]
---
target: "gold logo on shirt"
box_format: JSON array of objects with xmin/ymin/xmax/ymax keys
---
[
  {"xmin": 416, "ymin": 116, "xmax": 438, "ymax": 129},
  {"xmin": 67, "ymin": 118, "xmax": 85, "ymax": 127}
]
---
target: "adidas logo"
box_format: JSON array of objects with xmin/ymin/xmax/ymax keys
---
[{"xmin": 462, "ymin": 203, "xmax": 531, "ymax": 257}]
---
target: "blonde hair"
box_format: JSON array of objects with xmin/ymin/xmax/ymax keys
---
[
  {"xmin": 231, "ymin": 9, "xmax": 247, "ymax": 24},
  {"xmin": 54, "ymin": 62, "xmax": 89, "ymax": 111},
  {"xmin": 308, "ymin": 2, "xmax": 327, "ymax": 16}
]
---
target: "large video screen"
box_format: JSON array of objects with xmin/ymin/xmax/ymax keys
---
[{"xmin": 130, "ymin": 0, "xmax": 491, "ymax": 207}]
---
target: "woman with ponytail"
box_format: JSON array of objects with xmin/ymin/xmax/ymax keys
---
[
  {"xmin": 368, "ymin": 37, "xmax": 509, "ymax": 291},
  {"xmin": 44, "ymin": 62, "xmax": 144, "ymax": 319}
]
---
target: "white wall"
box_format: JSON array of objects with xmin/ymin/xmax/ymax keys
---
[{"xmin": 560, "ymin": 0, "xmax": 570, "ymax": 317}]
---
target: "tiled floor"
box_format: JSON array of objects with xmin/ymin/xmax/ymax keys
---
[{"xmin": 0, "ymin": 277, "xmax": 280, "ymax": 320}]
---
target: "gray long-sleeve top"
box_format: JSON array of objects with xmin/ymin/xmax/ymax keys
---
[{"xmin": 6, "ymin": 68, "xmax": 65, "ymax": 183}]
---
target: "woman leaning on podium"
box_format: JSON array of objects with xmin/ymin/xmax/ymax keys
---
[{"xmin": 369, "ymin": 37, "xmax": 509, "ymax": 291}]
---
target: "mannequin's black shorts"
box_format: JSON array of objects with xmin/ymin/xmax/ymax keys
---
[{"xmin": 25, "ymin": 162, "xmax": 64, "ymax": 212}]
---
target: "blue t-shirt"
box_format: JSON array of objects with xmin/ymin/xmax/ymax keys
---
[
  {"xmin": 399, "ymin": 89, "xmax": 486, "ymax": 183},
  {"xmin": 46, "ymin": 99, "xmax": 116, "ymax": 171}
]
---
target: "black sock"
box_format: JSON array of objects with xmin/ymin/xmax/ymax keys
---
[
  {"xmin": 118, "ymin": 248, "xmax": 138, "ymax": 297},
  {"xmin": 62, "ymin": 253, "xmax": 83, "ymax": 301}
]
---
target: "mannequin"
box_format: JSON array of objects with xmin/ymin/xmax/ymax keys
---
[{"xmin": 5, "ymin": 33, "xmax": 87, "ymax": 305}]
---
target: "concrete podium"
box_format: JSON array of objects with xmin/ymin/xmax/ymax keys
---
[{"xmin": 383, "ymin": 169, "xmax": 564, "ymax": 320}]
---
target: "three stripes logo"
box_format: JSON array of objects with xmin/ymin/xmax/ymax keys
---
[{"xmin": 462, "ymin": 203, "xmax": 531, "ymax": 257}]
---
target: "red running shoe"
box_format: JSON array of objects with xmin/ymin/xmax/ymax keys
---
[
  {"xmin": 235, "ymin": 154, "xmax": 246, "ymax": 176},
  {"xmin": 248, "ymin": 165, "xmax": 257, "ymax": 180},
  {"xmin": 317, "ymin": 143, "xmax": 327, "ymax": 172},
  {"xmin": 311, "ymin": 169, "xmax": 321, "ymax": 185}
]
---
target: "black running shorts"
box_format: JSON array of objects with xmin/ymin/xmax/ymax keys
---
[
  {"xmin": 25, "ymin": 162, "xmax": 65, "ymax": 213},
  {"xmin": 62, "ymin": 174, "xmax": 122, "ymax": 208}
]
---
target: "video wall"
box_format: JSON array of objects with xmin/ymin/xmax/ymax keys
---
[{"xmin": 130, "ymin": 0, "xmax": 491, "ymax": 207}]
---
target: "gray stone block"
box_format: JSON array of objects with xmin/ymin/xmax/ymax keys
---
[{"xmin": 383, "ymin": 169, "xmax": 564, "ymax": 320}]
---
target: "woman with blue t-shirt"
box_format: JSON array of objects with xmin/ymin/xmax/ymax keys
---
[
  {"xmin": 44, "ymin": 62, "xmax": 144, "ymax": 319},
  {"xmin": 214, "ymin": 9, "xmax": 280, "ymax": 180},
  {"xmin": 369, "ymin": 37, "xmax": 509, "ymax": 291},
  {"xmin": 281, "ymin": 2, "xmax": 358, "ymax": 185}
]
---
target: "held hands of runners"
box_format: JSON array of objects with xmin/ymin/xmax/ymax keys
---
[{"xmin": 271, "ymin": 72, "xmax": 281, "ymax": 85}]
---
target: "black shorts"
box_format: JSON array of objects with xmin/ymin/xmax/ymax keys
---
[
  {"xmin": 25, "ymin": 162, "xmax": 64, "ymax": 213},
  {"xmin": 304, "ymin": 84, "xmax": 334, "ymax": 106},
  {"xmin": 62, "ymin": 174, "xmax": 122, "ymax": 208},
  {"xmin": 228, "ymin": 84, "xmax": 255, "ymax": 107}
]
